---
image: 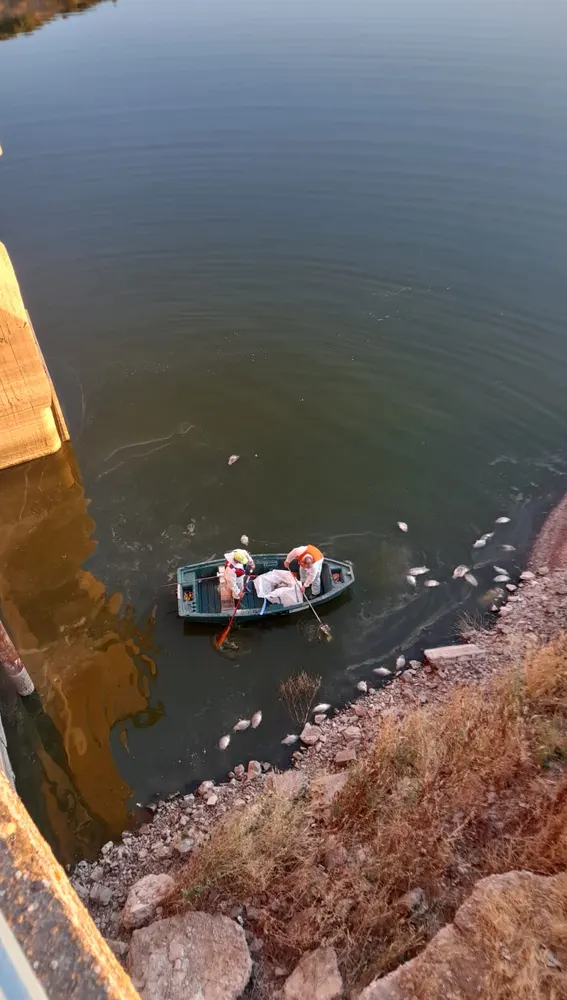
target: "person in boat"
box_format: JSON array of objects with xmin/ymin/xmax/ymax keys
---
[
  {"xmin": 284, "ymin": 544, "xmax": 324, "ymax": 597},
  {"xmin": 224, "ymin": 548, "xmax": 255, "ymax": 600}
]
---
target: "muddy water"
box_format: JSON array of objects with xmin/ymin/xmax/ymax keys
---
[{"xmin": 1, "ymin": 0, "xmax": 567, "ymax": 860}]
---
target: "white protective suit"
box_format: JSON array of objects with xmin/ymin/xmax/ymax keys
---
[
  {"xmin": 224, "ymin": 549, "xmax": 254, "ymax": 600},
  {"xmin": 285, "ymin": 545, "xmax": 324, "ymax": 596}
]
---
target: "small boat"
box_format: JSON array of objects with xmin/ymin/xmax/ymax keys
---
[{"xmin": 177, "ymin": 553, "xmax": 354, "ymax": 622}]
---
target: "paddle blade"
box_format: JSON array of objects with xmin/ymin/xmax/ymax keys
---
[{"xmin": 215, "ymin": 624, "xmax": 231, "ymax": 648}]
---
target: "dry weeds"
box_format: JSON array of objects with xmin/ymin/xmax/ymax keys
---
[
  {"xmin": 278, "ymin": 670, "xmax": 321, "ymax": 727},
  {"xmin": 171, "ymin": 635, "xmax": 567, "ymax": 994}
]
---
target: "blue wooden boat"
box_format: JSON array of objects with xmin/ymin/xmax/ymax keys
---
[{"xmin": 177, "ymin": 553, "xmax": 354, "ymax": 621}]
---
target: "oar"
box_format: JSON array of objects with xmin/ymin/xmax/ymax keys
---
[
  {"xmin": 215, "ymin": 574, "xmax": 250, "ymax": 648},
  {"xmin": 302, "ymin": 588, "xmax": 332, "ymax": 640}
]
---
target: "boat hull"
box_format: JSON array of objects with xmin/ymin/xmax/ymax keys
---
[{"xmin": 176, "ymin": 554, "xmax": 354, "ymax": 621}]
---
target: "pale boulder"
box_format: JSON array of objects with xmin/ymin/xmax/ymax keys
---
[
  {"xmin": 129, "ymin": 911, "xmax": 252, "ymax": 1000},
  {"xmin": 283, "ymin": 946, "xmax": 343, "ymax": 1000},
  {"xmin": 300, "ymin": 723, "xmax": 321, "ymax": 746},
  {"xmin": 122, "ymin": 874, "xmax": 175, "ymax": 930}
]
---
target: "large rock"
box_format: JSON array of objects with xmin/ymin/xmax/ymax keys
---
[
  {"xmin": 122, "ymin": 874, "xmax": 175, "ymax": 930},
  {"xmin": 423, "ymin": 644, "xmax": 482, "ymax": 668},
  {"xmin": 284, "ymin": 946, "xmax": 343, "ymax": 1000},
  {"xmin": 129, "ymin": 911, "xmax": 252, "ymax": 1000},
  {"xmin": 357, "ymin": 871, "xmax": 567, "ymax": 999},
  {"xmin": 300, "ymin": 723, "xmax": 321, "ymax": 746}
]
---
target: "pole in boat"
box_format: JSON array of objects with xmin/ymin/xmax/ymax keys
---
[{"xmin": 215, "ymin": 574, "xmax": 250, "ymax": 648}]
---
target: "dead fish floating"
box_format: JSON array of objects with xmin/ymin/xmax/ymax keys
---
[
  {"xmin": 218, "ymin": 735, "xmax": 231, "ymax": 750},
  {"xmin": 233, "ymin": 719, "xmax": 251, "ymax": 732},
  {"xmin": 356, "ymin": 680, "xmax": 368, "ymax": 693},
  {"xmin": 452, "ymin": 565, "xmax": 469, "ymax": 579},
  {"xmin": 251, "ymin": 711, "xmax": 262, "ymax": 729},
  {"xmin": 424, "ymin": 579, "xmax": 440, "ymax": 587},
  {"xmin": 500, "ymin": 544, "xmax": 515, "ymax": 552},
  {"xmin": 396, "ymin": 655, "xmax": 406, "ymax": 669},
  {"xmin": 240, "ymin": 534, "xmax": 249, "ymax": 547},
  {"xmin": 281, "ymin": 734, "xmax": 299, "ymax": 745},
  {"xmin": 480, "ymin": 532, "xmax": 494, "ymax": 542},
  {"xmin": 472, "ymin": 539, "xmax": 486, "ymax": 549},
  {"xmin": 495, "ymin": 516, "xmax": 511, "ymax": 524},
  {"xmin": 374, "ymin": 667, "xmax": 392, "ymax": 676},
  {"xmin": 493, "ymin": 565, "xmax": 507, "ymax": 575},
  {"xmin": 397, "ymin": 521, "xmax": 408, "ymax": 533},
  {"xmin": 494, "ymin": 574, "xmax": 510, "ymax": 583},
  {"xmin": 464, "ymin": 573, "xmax": 478, "ymax": 587},
  {"xmin": 313, "ymin": 703, "xmax": 331, "ymax": 714},
  {"xmin": 406, "ymin": 574, "xmax": 417, "ymax": 587},
  {"xmin": 409, "ymin": 566, "xmax": 429, "ymax": 576},
  {"xmin": 228, "ymin": 454, "xmax": 240, "ymax": 466}
]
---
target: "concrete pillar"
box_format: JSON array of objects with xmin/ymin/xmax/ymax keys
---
[
  {"xmin": 0, "ymin": 243, "xmax": 69, "ymax": 471},
  {"xmin": 0, "ymin": 622, "xmax": 34, "ymax": 696}
]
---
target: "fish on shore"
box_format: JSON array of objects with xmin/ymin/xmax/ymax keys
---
[
  {"xmin": 452, "ymin": 565, "xmax": 469, "ymax": 579},
  {"xmin": 218, "ymin": 735, "xmax": 231, "ymax": 750},
  {"xmin": 464, "ymin": 573, "xmax": 478, "ymax": 586},
  {"xmin": 281, "ymin": 734, "xmax": 299, "ymax": 745},
  {"xmin": 233, "ymin": 719, "xmax": 251, "ymax": 732},
  {"xmin": 409, "ymin": 566, "xmax": 429, "ymax": 576},
  {"xmin": 251, "ymin": 711, "xmax": 262, "ymax": 729},
  {"xmin": 397, "ymin": 521, "xmax": 408, "ymax": 532},
  {"xmin": 495, "ymin": 516, "xmax": 511, "ymax": 524}
]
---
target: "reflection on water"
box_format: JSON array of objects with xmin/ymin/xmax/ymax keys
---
[
  {"xmin": 0, "ymin": 0, "xmax": 108, "ymax": 41},
  {"xmin": 0, "ymin": 445, "xmax": 158, "ymax": 862}
]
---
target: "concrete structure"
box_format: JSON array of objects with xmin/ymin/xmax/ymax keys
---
[
  {"xmin": 0, "ymin": 243, "xmax": 69, "ymax": 471},
  {"xmin": 0, "ymin": 620, "xmax": 34, "ymax": 696},
  {"xmin": 0, "ymin": 766, "xmax": 140, "ymax": 999},
  {"xmin": 0, "ymin": 711, "xmax": 14, "ymax": 787}
]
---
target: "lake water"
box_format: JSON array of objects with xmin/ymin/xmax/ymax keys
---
[{"xmin": 1, "ymin": 0, "xmax": 567, "ymax": 862}]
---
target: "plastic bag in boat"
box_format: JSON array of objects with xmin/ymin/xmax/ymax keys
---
[{"xmin": 253, "ymin": 569, "xmax": 302, "ymax": 608}]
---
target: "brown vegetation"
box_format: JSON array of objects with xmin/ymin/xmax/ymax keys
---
[
  {"xmin": 171, "ymin": 636, "xmax": 567, "ymax": 994},
  {"xmin": 278, "ymin": 670, "xmax": 321, "ymax": 727}
]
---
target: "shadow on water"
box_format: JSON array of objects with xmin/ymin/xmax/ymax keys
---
[{"xmin": 0, "ymin": 444, "xmax": 160, "ymax": 863}]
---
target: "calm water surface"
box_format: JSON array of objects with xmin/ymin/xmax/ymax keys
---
[{"xmin": 1, "ymin": 0, "xmax": 567, "ymax": 860}]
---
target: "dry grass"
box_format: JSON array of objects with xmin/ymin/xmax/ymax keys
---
[
  {"xmin": 172, "ymin": 635, "xmax": 567, "ymax": 994},
  {"xmin": 401, "ymin": 872, "xmax": 567, "ymax": 1000},
  {"xmin": 278, "ymin": 670, "xmax": 321, "ymax": 727}
]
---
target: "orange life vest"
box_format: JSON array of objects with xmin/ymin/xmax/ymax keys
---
[{"xmin": 297, "ymin": 544, "xmax": 324, "ymax": 566}]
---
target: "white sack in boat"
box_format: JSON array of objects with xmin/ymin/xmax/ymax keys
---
[{"xmin": 254, "ymin": 569, "xmax": 302, "ymax": 608}]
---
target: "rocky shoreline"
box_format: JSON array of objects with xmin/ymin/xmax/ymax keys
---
[{"xmin": 70, "ymin": 545, "xmax": 567, "ymax": 986}]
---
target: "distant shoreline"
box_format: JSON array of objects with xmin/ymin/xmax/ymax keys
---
[{"xmin": 0, "ymin": 0, "xmax": 107, "ymax": 41}]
